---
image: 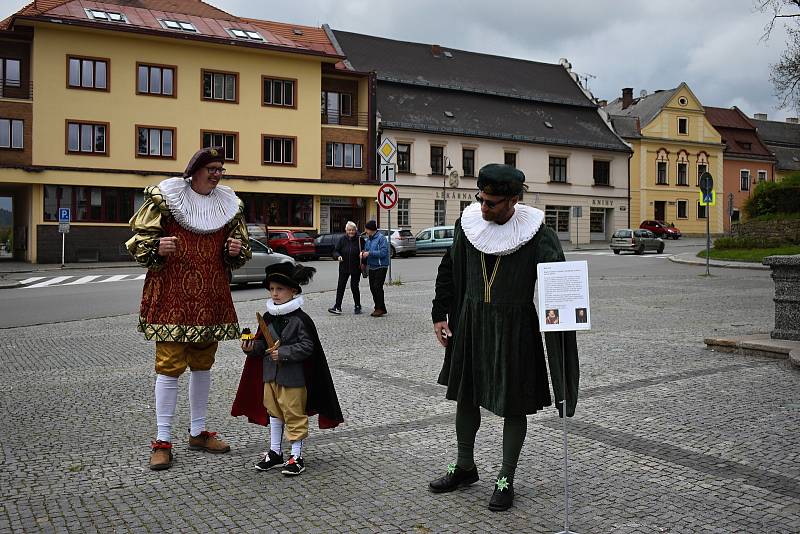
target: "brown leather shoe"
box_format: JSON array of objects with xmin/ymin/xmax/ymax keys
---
[
  {"xmin": 149, "ymin": 440, "xmax": 173, "ymax": 470},
  {"xmin": 188, "ymin": 430, "xmax": 231, "ymax": 453},
  {"xmin": 371, "ymin": 310, "xmax": 386, "ymax": 317}
]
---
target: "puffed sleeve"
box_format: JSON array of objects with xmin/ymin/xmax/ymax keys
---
[
  {"xmin": 223, "ymin": 198, "xmax": 252, "ymax": 270},
  {"xmin": 125, "ymin": 186, "xmax": 168, "ymax": 271}
]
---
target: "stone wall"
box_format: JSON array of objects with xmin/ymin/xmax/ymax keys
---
[{"xmin": 732, "ymin": 219, "xmax": 800, "ymax": 244}]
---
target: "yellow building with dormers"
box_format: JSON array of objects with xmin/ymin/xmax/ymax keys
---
[
  {"xmin": 0, "ymin": 0, "xmax": 376, "ymax": 263},
  {"xmin": 605, "ymin": 83, "xmax": 725, "ymax": 235}
]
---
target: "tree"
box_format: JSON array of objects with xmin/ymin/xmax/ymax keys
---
[{"xmin": 757, "ymin": 0, "xmax": 800, "ymax": 112}]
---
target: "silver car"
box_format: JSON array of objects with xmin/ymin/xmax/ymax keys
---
[
  {"xmin": 230, "ymin": 238, "xmax": 295, "ymax": 285},
  {"xmin": 610, "ymin": 228, "xmax": 665, "ymax": 255},
  {"xmin": 379, "ymin": 229, "xmax": 417, "ymax": 258}
]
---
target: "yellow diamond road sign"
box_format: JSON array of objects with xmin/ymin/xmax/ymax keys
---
[{"xmin": 378, "ymin": 138, "xmax": 396, "ymax": 162}]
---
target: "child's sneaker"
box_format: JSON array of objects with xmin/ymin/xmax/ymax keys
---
[
  {"xmin": 327, "ymin": 306, "xmax": 342, "ymax": 315},
  {"xmin": 254, "ymin": 450, "xmax": 284, "ymax": 471},
  {"xmin": 281, "ymin": 455, "xmax": 305, "ymax": 476},
  {"xmin": 354, "ymin": 305, "xmax": 362, "ymax": 315}
]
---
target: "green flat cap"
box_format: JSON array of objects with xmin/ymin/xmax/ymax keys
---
[{"xmin": 477, "ymin": 164, "xmax": 526, "ymax": 196}]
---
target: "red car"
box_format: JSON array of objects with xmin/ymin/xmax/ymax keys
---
[
  {"xmin": 639, "ymin": 220, "xmax": 681, "ymax": 239},
  {"xmin": 267, "ymin": 230, "xmax": 317, "ymax": 260}
]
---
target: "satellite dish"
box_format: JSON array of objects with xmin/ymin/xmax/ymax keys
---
[{"xmin": 448, "ymin": 170, "xmax": 460, "ymax": 188}]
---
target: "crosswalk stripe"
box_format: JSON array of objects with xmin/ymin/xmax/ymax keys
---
[
  {"xmin": 96, "ymin": 274, "xmax": 130, "ymax": 283},
  {"xmin": 64, "ymin": 275, "xmax": 103, "ymax": 285},
  {"xmin": 25, "ymin": 276, "xmax": 72, "ymax": 288},
  {"xmin": 19, "ymin": 277, "xmax": 46, "ymax": 285},
  {"xmin": 133, "ymin": 274, "xmax": 146, "ymax": 280}
]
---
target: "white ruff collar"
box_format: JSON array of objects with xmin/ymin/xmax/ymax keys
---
[
  {"xmin": 460, "ymin": 202, "xmax": 545, "ymax": 255},
  {"xmin": 158, "ymin": 177, "xmax": 239, "ymax": 234},
  {"xmin": 266, "ymin": 295, "xmax": 304, "ymax": 316}
]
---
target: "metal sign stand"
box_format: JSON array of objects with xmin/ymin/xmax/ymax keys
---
[
  {"xmin": 387, "ymin": 208, "xmax": 392, "ymax": 283},
  {"xmin": 555, "ymin": 333, "xmax": 579, "ymax": 534},
  {"xmin": 699, "ymin": 172, "xmax": 714, "ymax": 277}
]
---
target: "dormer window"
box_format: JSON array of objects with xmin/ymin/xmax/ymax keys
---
[
  {"xmin": 86, "ymin": 9, "xmax": 128, "ymax": 23},
  {"xmin": 160, "ymin": 19, "xmax": 198, "ymax": 32},
  {"xmin": 227, "ymin": 28, "xmax": 264, "ymax": 41}
]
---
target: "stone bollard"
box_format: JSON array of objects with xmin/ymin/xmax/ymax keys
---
[{"xmin": 763, "ymin": 255, "xmax": 800, "ymax": 341}]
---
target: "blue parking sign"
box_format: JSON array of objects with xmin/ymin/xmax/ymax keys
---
[{"xmin": 58, "ymin": 208, "xmax": 71, "ymax": 223}]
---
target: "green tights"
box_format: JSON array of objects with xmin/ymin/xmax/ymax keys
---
[{"xmin": 455, "ymin": 403, "xmax": 527, "ymax": 482}]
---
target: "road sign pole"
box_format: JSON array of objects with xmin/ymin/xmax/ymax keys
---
[
  {"xmin": 61, "ymin": 232, "xmax": 65, "ymax": 268},
  {"xmin": 706, "ymin": 204, "xmax": 710, "ymax": 276},
  {"xmin": 387, "ymin": 208, "xmax": 392, "ymax": 283}
]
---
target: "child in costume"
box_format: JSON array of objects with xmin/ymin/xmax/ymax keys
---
[{"xmin": 232, "ymin": 262, "xmax": 343, "ymax": 476}]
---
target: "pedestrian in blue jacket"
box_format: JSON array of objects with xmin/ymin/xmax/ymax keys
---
[{"xmin": 360, "ymin": 220, "xmax": 389, "ymax": 316}]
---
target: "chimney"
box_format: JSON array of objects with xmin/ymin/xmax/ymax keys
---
[
  {"xmin": 431, "ymin": 44, "xmax": 442, "ymax": 57},
  {"xmin": 597, "ymin": 99, "xmax": 607, "ymax": 107},
  {"xmin": 787, "ymin": 117, "xmax": 799, "ymax": 124},
  {"xmin": 622, "ymin": 88, "xmax": 633, "ymax": 110},
  {"xmin": 754, "ymin": 113, "xmax": 768, "ymax": 120}
]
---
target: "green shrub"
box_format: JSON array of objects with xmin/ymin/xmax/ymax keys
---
[
  {"xmin": 713, "ymin": 236, "xmax": 787, "ymax": 249},
  {"xmin": 744, "ymin": 173, "xmax": 800, "ymax": 218}
]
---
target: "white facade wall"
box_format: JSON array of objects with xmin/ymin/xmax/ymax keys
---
[{"xmin": 380, "ymin": 129, "xmax": 630, "ymax": 244}]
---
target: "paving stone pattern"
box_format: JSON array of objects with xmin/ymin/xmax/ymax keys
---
[{"xmin": 0, "ymin": 266, "xmax": 798, "ymax": 533}]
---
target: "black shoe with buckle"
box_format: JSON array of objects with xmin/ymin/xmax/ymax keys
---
[
  {"xmin": 254, "ymin": 450, "xmax": 284, "ymax": 471},
  {"xmin": 428, "ymin": 463, "xmax": 479, "ymax": 493},
  {"xmin": 488, "ymin": 477, "xmax": 514, "ymax": 511}
]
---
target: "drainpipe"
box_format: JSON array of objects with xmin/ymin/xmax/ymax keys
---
[{"xmin": 627, "ymin": 151, "xmax": 633, "ymax": 228}]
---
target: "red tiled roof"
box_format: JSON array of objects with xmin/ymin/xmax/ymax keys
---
[
  {"xmin": 1, "ymin": 0, "xmax": 342, "ymax": 58},
  {"xmin": 704, "ymin": 106, "xmax": 756, "ymax": 130},
  {"xmin": 242, "ymin": 18, "xmax": 339, "ymax": 56}
]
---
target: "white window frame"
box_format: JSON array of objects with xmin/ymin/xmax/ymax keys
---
[
  {"xmin": 85, "ymin": 8, "xmax": 128, "ymax": 23},
  {"xmin": 677, "ymin": 199, "xmax": 688, "ymax": 219},
  {"xmin": 160, "ymin": 19, "xmax": 198, "ymax": 32},
  {"xmin": 678, "ymin": 117, "xmax": 689, "ymax": 135},
  {"xmin": 202, "ymin": 131, "xmax": 237, "ymax": 161},
  {"xmin": 137, "ymin": 127, "xmax": 174, "ymax": 157},
  {"xmin": 0, "ymin": 118, "xmax": 23, "ymax": 149},
  {"xmin": 740, "ymin": 169, "xmax": 751, "ymax": 191},
  {"xmin": 397, "ymin": 198, "xmax": 410, "ymax": 226},
  {"xmin": 757, "ymin": 170, "xmax": 767, "ymax": 183}
]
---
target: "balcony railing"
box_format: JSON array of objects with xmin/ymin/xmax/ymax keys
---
[
  {"xmin": 0, "ymin": 80, "xmax": 33, "ymax": 100},
  {"xmin": 321, "ymin": 111, "xmax": 369, "ymax": 128}
]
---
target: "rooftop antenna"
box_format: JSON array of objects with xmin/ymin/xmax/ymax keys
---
[{"xmin": 575, "ymin": 72, "xmax": 597, "ymax": 91}]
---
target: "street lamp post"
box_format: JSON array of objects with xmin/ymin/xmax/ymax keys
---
[{"xmin": 441, "ymin": 156, "xmax": 453, "ymax": 225}]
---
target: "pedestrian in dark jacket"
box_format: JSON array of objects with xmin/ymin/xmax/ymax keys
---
[
  {"xmin": 328, "ymin": 221, "xmax": 363, "ymax": 315},
  {"xmin": 361, "ymin": 219, "xmax": 390, "ymax": 317}
]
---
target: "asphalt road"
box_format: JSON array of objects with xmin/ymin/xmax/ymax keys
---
[{"xmin": 0, "ymin": 240, "xmax": 709, "ymax": 329}]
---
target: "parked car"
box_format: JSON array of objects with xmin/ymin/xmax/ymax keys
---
[
  {"xmin": 314, "ymin": 232, "xmax": 345, "ymax": 259},
  {"xmin": 610, "ymin": 228, "xmax": 665, "ymax": 255},
  {"xmin": 267, "ymin": 230, "xmax": 317, "ymax": 260},
  {"xmin": 379, "ymin": 229, "xmax": 416, "ymax": 258},
  {"xmin": 639, "ymin": 220, "xmax": 681, "ymax": 239},
  {"xmin": 415, "ymin": 225, "xmax": 454, "ymax": 253},
  {"xmin": 230, "ymin": 238, "xmax": 295, "ymax": 285}
]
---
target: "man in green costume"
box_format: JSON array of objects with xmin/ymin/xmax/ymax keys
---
[{"xmin": 429, "ymin": 163, "xmax": 579, "ymax": 511}]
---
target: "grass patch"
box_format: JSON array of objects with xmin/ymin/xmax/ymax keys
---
[
  {"xmin": 386, "ymin": 276, "xmax": 403, "ymax": 286},
  {"xmin": 697, "ymin": 245, "xmax": 800, "ymax": 263}
]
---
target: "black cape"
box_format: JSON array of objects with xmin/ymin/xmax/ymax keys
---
[{"xmin": 231, "ymin": 309, "xmax": 344, "ymax": 429}]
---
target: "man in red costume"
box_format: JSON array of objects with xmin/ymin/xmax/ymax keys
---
[{"xmin": 127, "ymin": 147, "xmax": 251, "ymax": 470}]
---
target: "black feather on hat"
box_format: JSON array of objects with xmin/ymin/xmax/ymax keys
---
[
  {"xmin": 184, "ymin": 147, "xmax": 225, "ymax": 178},
  {"xmin": 264, "ymin": 262, "xmax": 316, "ymax": 293}
]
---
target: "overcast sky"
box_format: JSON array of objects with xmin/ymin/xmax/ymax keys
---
[{"xmin": 3, "ymin": 0, "xmax": 796, "ymax": 120}]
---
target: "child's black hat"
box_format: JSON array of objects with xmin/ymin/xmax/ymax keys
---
[{"xmin": 265, "ymin": 262, "xmax": 316, "ymax": 293}]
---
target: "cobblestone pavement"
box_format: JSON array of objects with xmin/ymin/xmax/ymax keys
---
[{"xmin": 1, "ymin": 263, "xmax": 798, "ymax": 533}]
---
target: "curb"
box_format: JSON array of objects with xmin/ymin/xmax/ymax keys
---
[
  {"xmin": 668, "ymin": 255, "xmax": 769, "ymax": 271},
  {"xmin": 0, "ymin": 281, "xmax": 21, "ymax": 289},
  {"xmin": 705, "ymin": 335, "xmax": 800, "ymax": 369}
]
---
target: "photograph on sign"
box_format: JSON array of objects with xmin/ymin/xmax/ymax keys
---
[{"xmin": 536, "ymin": 260, "xmax": 591, "ymax": 332}]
